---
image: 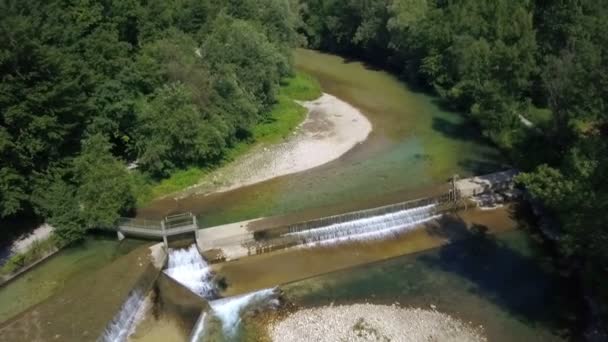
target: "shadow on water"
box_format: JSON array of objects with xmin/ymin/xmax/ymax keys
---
[
  {"xmin": 421, "ymin": 209, "xmax": 582, "ymax": 341},
  {"xmin": 0, "ymin": 212, "xmax": 44, "ymax": 264},
  {"xmin": 431, "ymin": 116, "xmax": 481, "ymax": 142},
  {"xmin": 458, "ymin": 157, "xmax": 505, "ymax": 175}
]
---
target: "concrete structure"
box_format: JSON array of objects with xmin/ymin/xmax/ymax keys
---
[
  {"xmin": 115, "ymin": 170, "xmax": 518, "ymax": 261},
  {"xmin": 117, "ymin": 212, "xmax": 199, "ymax": 249},
  {"xmin": 194, "ymin": 169, "xmax": 519, "ymax": 261},
  {"xmin": 454, "ymin": 169, "xmax": 518, "ymax": 198}
]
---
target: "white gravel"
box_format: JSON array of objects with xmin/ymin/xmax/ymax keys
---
[
  {"xmin": 269, "ymin": 304, "xmax": 486, "ymax": 342},
  {"xmin": 10, "ymin": 224, "xmax": 54, "ymax": 254}
]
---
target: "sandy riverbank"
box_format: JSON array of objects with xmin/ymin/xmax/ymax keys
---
[
  {"xmin": 177, "ymin": 93, "xmax": 372, "ymax": 198},
  {"xmin": 269, "ymin": 304, "xmax": 486, "ymax": 342}
]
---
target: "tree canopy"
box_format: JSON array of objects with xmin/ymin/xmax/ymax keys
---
[
  {"xmin": 0, "ymin": 0, "xmax": 298, "ymax": 243},
  {"xmin": 298, "ymin": 0, "xmax": 608, "ymax": 279}
]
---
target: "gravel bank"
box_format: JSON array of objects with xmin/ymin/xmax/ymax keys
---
[
  {"xmin": 179, "ymin": 93, "xmax": 372, "ymax": 198},
  {"xmin": 269, "ymin": 304, "xmax": 486, "ymax": 342}
]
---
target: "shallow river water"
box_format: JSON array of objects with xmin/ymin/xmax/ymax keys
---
[
  {"xmin": 138, "ymin": 49, "xmax": 504, "ymax": 226},
  {"xmin": 0, "ymin": 50, "xmax": 578, "ymax": 341}
]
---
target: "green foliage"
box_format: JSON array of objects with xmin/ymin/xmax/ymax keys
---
[
  {"xmin": 133, "ymin": 71, "xmax": 322, "ymax": 204},
  {"xmin": 299, "ymin": 0, "xmax": 608, "ymax": 303},
  {"xmin": 134, "ymin": 83, "xmax": 221, "ymax": 177},
  {"xmin": 280, "ymin": 71, "xmax": 322, "ymax": 101},
  {"xmin": 72, "ymin": 135, "xmax": 134, "ymax": 228},
  {"xmin": 33, "ymin": 135, "xmax": 133, "ymax": 245},
  {"xmin": 253, "ymin": 72, "xmax": 322, "ymax": 143},
  {"xmin": 300, "ymin": 0, "xmax": 538, "ymax": 144},
  {"xmin": 0, "ymin": 0, "xmax": 299, "ymax": 237}
]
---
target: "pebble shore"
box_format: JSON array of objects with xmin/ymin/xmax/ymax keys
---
[{"xmin": 269, "ymin": 303, "xmax": 486, "ymax": 342}]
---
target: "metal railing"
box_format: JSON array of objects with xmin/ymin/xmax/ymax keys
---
[
  {"xmin": 116, "ymin": 213, "xmax": 198, "ymax": 241},
  {"xmin": 117, "ymin": 217, "xmax": 162, "ymax": 231}
]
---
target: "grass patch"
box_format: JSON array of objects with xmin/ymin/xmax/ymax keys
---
[
  {"xmin": 134, "ymin": 71, "xmax": 322, "ymax": 205},
  {"xmin": 253, "ymin": 71, "xmax": 322, "ymax": 143},
  {"xmin": 0, "ymin": 238, "xmax": 58, "ymax": 277}
]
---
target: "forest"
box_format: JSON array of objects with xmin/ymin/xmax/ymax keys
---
[
  {"xmin": 297, "ymin": 0, "xmax": 607, "ymax": 292},
  {"xmin": 0, "ymin": 0, "xmax": 298, "ymax": 243},
  {"xmin": 0, "ymin": 0, "xmax": 606, "ymax": 297}
]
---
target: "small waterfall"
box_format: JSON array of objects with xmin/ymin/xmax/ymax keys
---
[
  {"xmin": 164, "ymin": 245, "xmax": 215, "ymax": 298},
  {"xmin": 208, "ymin": 288, "xmax": 280, "ymax": 337},
  {"xmin": 286, "ymin": 204, "xmax": 440, "ymax": 247},
  {"xmin": 100, "ymin": 290, "xmax": 152, "ymax": 342}
]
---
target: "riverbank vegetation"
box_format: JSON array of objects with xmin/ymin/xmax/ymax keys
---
[
  {"xmin": 134, "ymin": 71, "xmax": 321, "ymax": 205},
  {"xmin": 0, "ymin": 0, "xmax": 303, "ymax": 243},
  {"xmin": 297, "ymin": 0, "xmax": 607, "ymax": 318}
]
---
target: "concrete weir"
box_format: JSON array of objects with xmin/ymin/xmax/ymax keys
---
[
  {"xmin": 195, "ymin": 170, "xmax": 517, "ymax": 262},
  {"xmin": 0, "ymin": 244, "xmax": 165, "ymax": 342}
]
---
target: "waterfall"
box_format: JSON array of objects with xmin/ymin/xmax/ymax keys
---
[
  {"xmin": 286, "ymin": 204, "xmax": 440, "ymax": 247},
  {"xmin": 164, "ymin": 245, "xmax": 215, "ymax": 298},
  {"xmin": 187, "ymin": 288, "xmax": 279, "ymax": 341},
  {"xmin": 209, "ymin": 288, "xmax": 280, "ymax": 337},
  {"xmin": 189, "ymin": 312, "xmax": 207, "ymax": 342},
  {"xmin": 99, "ymin": 290, "xmax": 152, "ymax": 342}
]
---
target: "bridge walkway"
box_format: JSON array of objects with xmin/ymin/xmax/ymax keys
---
[{"xmin": 116, "ymin": 212, "xmax": 198, "ymax": 249}]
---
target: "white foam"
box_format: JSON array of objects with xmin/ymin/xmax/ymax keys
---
[
  {"xmin": 100, "ymin": 290, "xmax": 152, "ymax": 342},
  {"xmin": 164, "ymin": 245, "xmax": 214, "ymax": 298},
  {"xmin": 286, "ymin": 204, "xmax": 440, "ymax": 247},
  {"xmin": 209, "ymin": 288, "xmax": 279, "ymax": 336}
]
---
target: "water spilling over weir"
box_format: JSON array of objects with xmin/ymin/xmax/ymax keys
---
[
  {"xmin": 285, "ymin": 204, "xmax": 440, "ymax": 247},
  {"xmin": 161, "ymin": 246, "xmax": 279, "ymax": 341},
  {"xmin": 164, "ymin": 245, "xmax": 215, "ymax": 299},
  {"xmin": 245, "ymin": 197, "xmax": 448, "ymax": 254},
  {"xmin": 103, "ymin": 200, "xmax": 452, "ymax": 341},
  {"xmin": 100, "ymin": 290, "xmax": 151, "ymax": 342}
]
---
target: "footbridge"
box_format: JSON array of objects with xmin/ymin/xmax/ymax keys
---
[
  {"xmin": 116, "ymin": 212, "xmax": 199, "ymax": 249},
  {"xmin": 115, "ymin": 169, "xmax": 517, "ymax": 256}
]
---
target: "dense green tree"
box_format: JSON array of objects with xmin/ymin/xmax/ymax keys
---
[
  {"xmin": 33, "ymin": 135, "xmax": 133, "ymax": 243},
  {"xmin": 134, "ymin": 83, "xmax": 225, "ymax": 177},
  {"xmin": 1, "ymin": 0, "xmax": 298, "ymax": 245},
  {"xmin": 298, "ymin": 0, "xmax": 607, "ymax": 304}
]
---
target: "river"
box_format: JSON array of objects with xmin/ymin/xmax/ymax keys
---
[
  {"xmin": 137, "ymin": 49, "xmax": 504, "ymax": 226},
  {"xmin": 0, "ymin": 49, "xmax": 576, "ymax": 341}
]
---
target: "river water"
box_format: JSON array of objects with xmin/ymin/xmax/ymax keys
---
[
  {"xmin": 138, "ymin": 49, "xmax": 504, "ymax": 226},
  {"xmin": 0, "ymin": 49, "xmax": 577, "ymax": 341}
]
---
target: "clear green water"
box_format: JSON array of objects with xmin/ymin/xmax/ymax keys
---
[
  {"xmin": 0, "ymin": 237, "xmax": 143, "ymax": 323},
  {"xmin": 269, "ymin": 229, "xmax": 578, "ymax": 341},
  {"xmin": 139, "ymin": 49, "xmax": 504, "ymax": 226}
]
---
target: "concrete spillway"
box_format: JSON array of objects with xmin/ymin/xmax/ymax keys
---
[
  {"xmin": 285, "ymin": 204, "xmax": 440, "ymax": 247},
  {"xmin": 100, "ymin": 290, "xmax": 152, "ymax": 342},
  {"xmin": 161, "ymin": 245, "xmax": 279, "ymax": 341},
  {"xmin": 164, "ymin": 245, "xmax": 215, "ymax": 299}
]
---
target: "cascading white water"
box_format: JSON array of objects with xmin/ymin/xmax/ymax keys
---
[
  {"xmin": 209, "ymin": 288, "xmax": 280, "ymax": 337},
  {"xmin": 286, "ymin": 204, "xmax": 441, "ymax": 247},
  {"xmin": 100, "ymin": 290, "xmax": 152, "ymax": 342},
  {"xmin": 164, "ymin": 245, "xmax": 215, "ymax": 298}
]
